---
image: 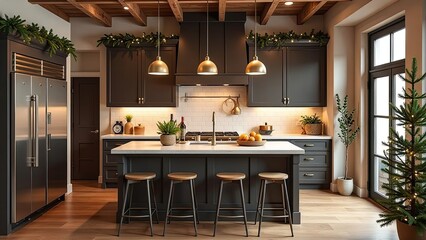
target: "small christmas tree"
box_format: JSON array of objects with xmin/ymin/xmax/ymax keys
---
[{"xmin": 377, "ymin": 58, "xmax": 426, "ymax": 234}]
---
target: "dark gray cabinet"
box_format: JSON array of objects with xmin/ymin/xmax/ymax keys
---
[
  {"xmin": 107, "ymin": 44, "xmax": 177, "ymax": 107},
  {"xmin": 247, "ymin": 45, "xmax": 326, "ymax": 107}
]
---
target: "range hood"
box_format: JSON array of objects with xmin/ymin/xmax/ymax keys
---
[{"xmin": 176, "ymin": 13, "xmax": 248, "ymax": 86}]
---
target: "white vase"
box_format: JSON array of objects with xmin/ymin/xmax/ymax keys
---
[{"xmin": 336, "ymin": 177, "xmax": 353, "ymax": 196}]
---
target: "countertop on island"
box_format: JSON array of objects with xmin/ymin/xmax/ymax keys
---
[
  {"xmin": 111, "ymin": 141, "xmax": 305, "ymax": 155},
  {"xmin": 102, "ymin": 133, "xmax": 331, "ymax": 140}
]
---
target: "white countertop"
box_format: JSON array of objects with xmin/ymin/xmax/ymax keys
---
[
  {"xmin": 102, "ymin": 133, "xmax": 331, "ymax": 140},
  {"xmin": 111, "ymin": 141, "xmax": 305, "ymax": 155}
]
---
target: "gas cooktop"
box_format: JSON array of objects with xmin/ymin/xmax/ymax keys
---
[{"xmin": 185, "ymin": 131, "xmax": 239, "ymax": 141}]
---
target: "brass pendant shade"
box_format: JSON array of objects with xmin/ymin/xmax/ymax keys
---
[
  {"xmin": 246, "ymin": 56, "xmax": 266, "ymax": 75},
  {"xmin": 148, "ymin": 56, "xmax": 169, "ymax": 75},
  {"xmin": 197, "ymin": 56, "xmax": 218, "ymax": 75},
  {"xmin": 148, "ymin": 0, "xmax": 169, "ymax": 75}
]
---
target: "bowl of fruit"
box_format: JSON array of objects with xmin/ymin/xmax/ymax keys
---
[{"xmin": 237, "ymin": 131, "xmax": 266, "ymax": 146}]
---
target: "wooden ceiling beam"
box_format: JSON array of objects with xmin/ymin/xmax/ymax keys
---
[
  {"xmin": 117, "ymin": 0, "xmax": 147, "ymax": 26},
  {"xmin": 29, "ymin": 0, "xmax": 352, "ymax": 4},
  {"xmin": 260, "ymin": 0, "xmax": 280, "ymax": 25},
  {"xmin": 66, "ymin": 0, "xmax": 112, "ymax": 26},
  {"xmin": 218, "ymin": 0, "xmax": 226, "ymax": 21},
  {"xmin": 297, "ymin": 0, "xmax": 327, "ymax": 25},
  {"xmin": 167, "ymin": 0, "xmax": 183, "ymax": 22},
  {"xmin": 40, "ymin": 4, "xmax": 70, "ymax": 21}
]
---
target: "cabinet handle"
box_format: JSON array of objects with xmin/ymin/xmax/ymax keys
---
[
  {"xmin": 304, "ymin": 157, "xmax": 315, "ymax": 161},
  {"xmin": 287, "ymin": 98, "xmax": 290, "ymax": 105},
  {"xmin": 304, "ymin": 144, "xmax": 315, "ymax": 147},
  {"xmin": 141, "ymin": 97, "xmax": 144, "ymax": 104},
  {"xmin": 304, "ymin": 173, "xmax": 315, "ymax": 177},
  {"xmin": 115, "ymin": 172, "xmax": 118, "ymax": 176},
  {"xmin": 137, "ymin": 97, "xmax": 141, "ymax": 104},
  {"xmin": 282, "ymin": 98, "xmax": 285, "ymax": 104}
]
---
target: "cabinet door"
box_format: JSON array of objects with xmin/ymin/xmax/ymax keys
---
[
  {"xmin": 142, "ymin": 47, "xmax": 177, "ymax": 107},
  {"xmin": 225, "ymin": 22, "xmax": 247, "ymax": 74},
  {"xmin": 247, "ymin": 48, "xmax": 285, "ymax": 107},
  {"xmin": 176, "ymin": 22, "xmax": 200, "ymax": 74},
  {"xmin": 286, "ymin": 46, "xmax": 326, "ymax": 107},
  {"xmin": 107, "ymin": 48, "xmax": 140, "ymax": 107}
]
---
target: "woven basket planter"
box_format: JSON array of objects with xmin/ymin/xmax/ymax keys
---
[{"xmin": 304, "ymin": 124, "xmax": 323, "ymax": 135}]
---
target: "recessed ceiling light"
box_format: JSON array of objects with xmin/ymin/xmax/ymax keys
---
[
  {"xmin": 284, "ymin": 1, "xmax": 294, "ymax": 6},
  {"xmin": 123, "ymin": 6, "xmax": 129, "ymax": 10}
]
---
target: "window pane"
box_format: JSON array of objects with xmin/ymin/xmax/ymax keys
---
[
  {"xmin": 374, "ymin": 34, "xmax": 390, "ymax": 66},
  {"xmin": 374, "ymin": 117, "xmax": 389, "ymax": 156},
  {"xmin": 374, "ymin": 156, "xmax": 388, "ymax": 197},
  {"xmin": 392, "ymin": 29, "xmax": 405, "ymax": 61},
  {"xmin": 374, "ymin": 76, "xmax": 389, "ymax": 116}
]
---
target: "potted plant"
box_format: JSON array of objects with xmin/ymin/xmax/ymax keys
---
[
  {"xmin": 300, "ymin": 113, "xmax": 323, "ymax": 135},
  {"xmin": 156, "ymin": 120, "xmax": 180, "ymax": 146},
  {"xmin": 335, "ymin": 94, "xmax": 360, "ymax": 196},
  {"xmin": 377, "ymin": 58, "xmax": 426, "ymax": 240},
  {"xmin": 124, "ymin": 114, "xmax": 133, "ymax": 134}
]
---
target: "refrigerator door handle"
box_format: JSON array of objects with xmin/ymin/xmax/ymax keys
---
[
  {"xmin": 31, "ymin": 94, "xmax": 39, "ymax": 167},
  {"xmin": 47, "ymin": 134, "xmax": 52, "ymax": 151},
  {"xmin": 27, "ymin": 95, "xmax": 34, "ymax": 167}
]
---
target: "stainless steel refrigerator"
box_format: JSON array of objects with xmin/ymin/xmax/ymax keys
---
[{"xmin": 11, "ymin": 73, "xmax": 67, "ymax": 224}]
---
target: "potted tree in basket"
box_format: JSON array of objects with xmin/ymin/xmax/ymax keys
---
[
  {"xmin": 335, "ymin": 94, "xmax": 360, "ymax": 196},
  {"xmin": 300, "ymin": 113, "xmax": 323, "ymax": 135},
  {"xmin": 377, "ymin": 58, "xmax": 426, "ymax": 240},
  {"xmin": 157, "ymin": 120, "xmax": 180, "ymax": 146}
]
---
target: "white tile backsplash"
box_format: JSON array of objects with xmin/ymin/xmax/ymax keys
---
[{"xmin": 110, "ymin": 86, "xmax": 324, "ymax": 135}]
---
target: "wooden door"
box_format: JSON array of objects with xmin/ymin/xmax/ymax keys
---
[
  {"xmin": 142, "ymin": 47, "xmax": 177, "ymax": 107},
  {"xmin": 71, "ymin": 77, "xmax": 100, "ymax": 180},
  {"xmin": 247, "ymin": 48, "xmax": 285, "ymax": 107},
  {"xmin": 286, "ymin": 46, "xmax": 326, "ymax": 107},
  {"xmin": 107, "ymin": 48, "xmax": 140, "ymax": 107}
]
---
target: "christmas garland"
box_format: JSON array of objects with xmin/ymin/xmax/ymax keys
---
[
  {"xmin": 0, "ymin": 15, "xmax": 76, "ymax": 59},
  {"xmin": 247, "ymin": 29, "xmax": 330, "ymax": 47},
  {"xmin": 97, "ymin": 33, "xmax": 179, "ymax": 48}
]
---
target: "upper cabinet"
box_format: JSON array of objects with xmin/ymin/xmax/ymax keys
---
[
  {"xmin": 247, "ymin": 44, "xmax": 326, "ymax": 107},
  {"xmin": 107, "ymin": 43, "xmax": 177, "ymax": 107}
]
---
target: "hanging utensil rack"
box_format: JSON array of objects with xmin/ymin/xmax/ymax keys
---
[{"xmin": 183, "ymin": 93, "xmax": 240, "ymax": 102}]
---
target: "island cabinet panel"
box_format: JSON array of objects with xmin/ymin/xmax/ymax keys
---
[
  {"xmin": 247, "ymin": 44, "xmax": 326, "ymax": 107},
  {"xmin": 116, "ymin": 154, "xmax": 301, "ymax": 224},
  {"xmin": 107, "ymin": 43, "xmax": 178, "ymax": 107}
]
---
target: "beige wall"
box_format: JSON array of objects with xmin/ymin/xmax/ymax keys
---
[
  {"xmin": 325, "ymin": 0, "xmax": 425, "ymax": 196},
  {"xmin": 0, "ymin": 0, "xmax": 73, "ymax": 193}
]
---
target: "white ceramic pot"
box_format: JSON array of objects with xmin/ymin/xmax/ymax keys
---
[
  {"xmin": 336, "ymin": 177, "xmax": 353, "ymax": 196},
  {"xmin": 160, "ymin": 134, "xmax": 176, "ymax": 146}
]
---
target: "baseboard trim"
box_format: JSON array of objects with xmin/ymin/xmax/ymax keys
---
[
  {"xmin": 66, "ymin": 183, "xmax": 73, "ymax": 195},
  {"xmin": 354, "ymin": 185, "xmax": 368, "ymax": 198}
]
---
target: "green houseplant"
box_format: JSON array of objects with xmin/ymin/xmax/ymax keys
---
[
  {"xmin": 377, "ymin": 58, "xmax": 426, "ymax": 240},
  {"xmin": 335, "ymin": 94, "xmax": 360, "ymax": 196},
  {"xmin": 300, "ymin": 113, "xmax": 323, "ymax": 135},
  {"xmin": 156, "ymin": 120, "xmax": 180, "ymax": 146},
  {"xmin": 124, "ymin": 114, "xmax": 133, "ymax": 134}
]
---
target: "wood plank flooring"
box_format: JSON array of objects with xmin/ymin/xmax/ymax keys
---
[{"xmin": 1, "ymin": 181, "xmax": 398, "ymax": 239}]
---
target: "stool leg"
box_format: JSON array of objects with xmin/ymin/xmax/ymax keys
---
[
  {"xmin": 117, "ymin": 180, "xmax": 130, "ymax": 236},
  {"xmin": 257, "ymin": 180, "xmax": 267, "ymax": 237},
  {"xmin": 213, "ymin": 180, "xmax": 224, "ymax": 237},
  {"xmin": 146, "ymin": 180, "xmax": 154, "ymax": 237},
  {"xmin": 280, "ymin": 182, "xmax": 287, "ymax": 224},
  {"xmin": 189, "ymin": 179, "xmax": 198, "ymax": 236},
  {"xmin": 150, "ymin": 180, "xmax": 159, "ymax": 224},
  {"xmin": 254, "ymin": 179, "xmax": 264, "ymax": 225},
  {"xmin": 192, "ymin": 180, "xmax": 200, "ymax": 224},
  {"xmin": 163, "ymin": 180, "xmax": 174, "ymax": 236},
  {"xmin": 168, "ymin": 183, "xmax": 176, "ymax": 224},
  {"xmin": 283, "ymin": 180, "xmax": 294, "ymax": 237},
  {"xmin": 239, "ymin": 180, "xmax": 249, "ymax": 237},
  {"xmin": 128, "ymin": 183, "xmax": 134, "ymax": 223}
]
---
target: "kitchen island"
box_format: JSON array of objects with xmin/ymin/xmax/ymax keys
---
[{"xmin": 111, "ymin": 141, "xmax": 305, "ymax": 224}]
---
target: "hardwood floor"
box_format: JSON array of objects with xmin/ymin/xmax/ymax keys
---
[{"xmin": 1, "ymin": 181, "xmax": 398, "ymax": 239}]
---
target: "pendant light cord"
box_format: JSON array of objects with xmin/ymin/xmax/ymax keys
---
[
  {"xmin": 157, "ymin": 0, "xmax": 160, "ymax": 57},
  {"xmin": 254, "ymin": 0, "xmax": 257, "ymax": 57},
  {"xmin": 206, "ymin": 0, "xmax": 209, "ymax": 57}
]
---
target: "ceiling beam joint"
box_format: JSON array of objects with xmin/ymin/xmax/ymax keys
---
[
  {"xmin": 67, "ymin": 0, "xmax": 112, "ymax": 27},
  {"xmin": 260, "ymin": 0, "xmax": 280, "ymax": 25},
  {"xmin": 117, "ymin": 0, "xmax": 147, "ymax": 26},
  {"xmin": 167, "ymin": 0, "xmax": 183, "ymax": 22},
  {"xmin": 297, "ymin": 0, "xmax": 328, "ymax": 25}
]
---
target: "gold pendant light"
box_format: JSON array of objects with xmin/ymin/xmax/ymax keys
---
[
  {"xmin": 245, "ymin": 0, "xmax": 266, "ymax": 75},
  {"xmin": 148, "ymin": 0, "xmax": 169, "ymax": 75},
  {"xmin": 197, "ymin": 0, "xmax": 218, "ymax": 75}
]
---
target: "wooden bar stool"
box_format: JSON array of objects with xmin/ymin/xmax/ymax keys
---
[
  {"xmin": 213, "ymin": 172, "xmax": 248, "ymax": 237},
  {"xmin": 163, "ymin": 172, "xmax": 199, "ymax": 236},
  {"xmin": 255, "ymin": 172, "xmax": 294, "ymax": 237},
  {"xmin": 118, "ymin": 172, "xmax": 159, "ymax": 237}
]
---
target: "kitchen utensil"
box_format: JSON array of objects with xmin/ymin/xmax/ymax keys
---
[
  {"xmin": 259, "ymin": 122, "xmax": 273, "ymax": 135},
  {"xmin": 222, "ymin": 97, "xmax": 235, "ymax": 115},
  {"xmin": 237, "ymin": 140, "xmax": 266, "ymax": 146},
  {"xmin": 232, "ymin": 98, "xmax": 241, "ymax": 115}
]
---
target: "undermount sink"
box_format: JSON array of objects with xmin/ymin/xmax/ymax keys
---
[{"xmin": 187, "ymin": 141, "xmax": 237, "ymax": 145}]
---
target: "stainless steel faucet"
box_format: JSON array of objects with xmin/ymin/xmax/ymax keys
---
[{"xmin": 212, "ymin": 111, "xmax": 216, "ymax": 146}]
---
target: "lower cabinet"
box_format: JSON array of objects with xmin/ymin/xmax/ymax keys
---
[
  {"xmin": 290, "ymin": 139, "xmax": 331, "ymax": 189},
  {"xmin": 103, "ymin": 139, "xmax": 157, "ymax": 188}
]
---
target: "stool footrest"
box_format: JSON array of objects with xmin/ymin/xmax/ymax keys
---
[
  {"xmin": 218, "ymin": 207, "xmax": 244, "ymax": 210},
  {"xmin": 167, "ymin": 214, "xmax": 195, "ymax": 218},
  {"xmin": 123, "ymin": 208, "xmax": 157, "ymax": 218},
  {"xmin": 218, "ymin": 214, "xmax": 245, "ymax": 219},
  {"xmin": 258, "ymin": 214, "xmax": 290, "ymax": 218}
]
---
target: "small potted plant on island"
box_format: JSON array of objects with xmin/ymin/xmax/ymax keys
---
[
  {"xmin": 124, "ymin": 114, "xmax": 134, "ymax": 134},
  {"xmin": 157, "ymin": 120, "xmax": 180, "ymax": 146},
  {"xmin": 300, "ymin": 113, "xmax": 323, "ymax": 135},
  {"xmin": 377, "ymin": 59, "xmax": 426, "ymax": 240},
  {"xmin": 335, "ymin": 94, "xmax": 360, "ymax": 196}
]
